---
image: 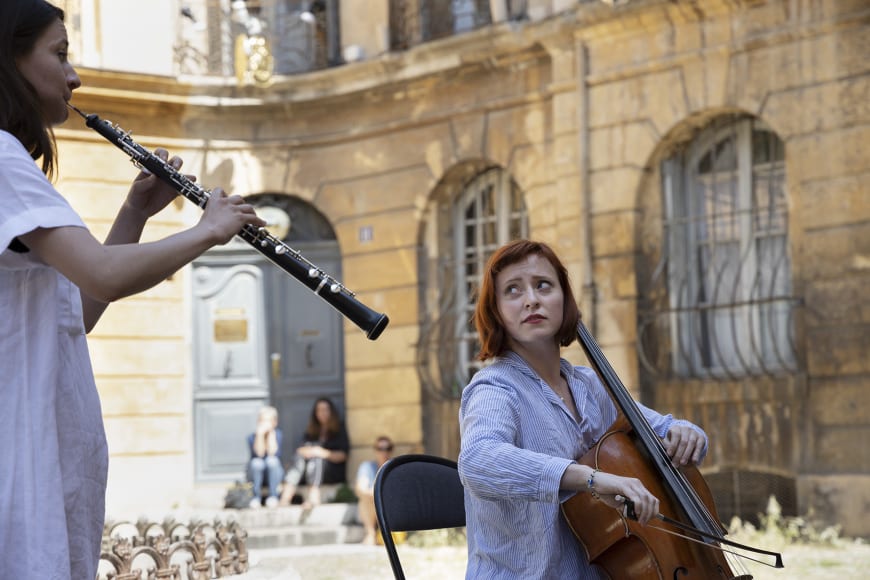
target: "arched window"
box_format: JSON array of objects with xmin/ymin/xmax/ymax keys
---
[
  {"xmin": 418, "ymin": 166, "xmax": 527, "ymax": 401},
  {"xmin": 658, "ymin": 116, "xmax": 797, "ymax": 377},
  {"xmin": 454, "ymin": 168, "xmax": 528, "ymax": 380}
]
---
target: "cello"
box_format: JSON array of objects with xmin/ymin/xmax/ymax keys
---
[{"xmin": 561, "ymin": 321, "xmax": 784, "ymax": 579}]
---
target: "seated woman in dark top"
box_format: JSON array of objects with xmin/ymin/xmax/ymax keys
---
[{"xmin": 279, "ymin": 396, "xmax": 349, "ymax": 507}]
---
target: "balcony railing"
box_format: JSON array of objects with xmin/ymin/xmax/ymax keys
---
[
  {"xmin": 390, "ymin": 0, "xmax": 496, "ymax": 51},
  {"xmin": 170, "ymin": 0, "xmax": 531, "ymax": 83}
]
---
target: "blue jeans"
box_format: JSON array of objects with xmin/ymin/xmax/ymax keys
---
[{"xmin": 248, "ymin": 456, "xmax": 284, "ymax": 499}]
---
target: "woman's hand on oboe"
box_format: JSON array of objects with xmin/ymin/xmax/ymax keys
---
[
  {"xmin": 200, "ymin": 187, "xmax": 266, "ymax": 245},
  {"xmin": 124, "ymin": 148, "xmax": 187, "ymax": 219}
]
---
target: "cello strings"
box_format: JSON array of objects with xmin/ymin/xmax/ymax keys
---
[{"xmin": 618, "ymin": 498, "xmax": 784, "ymax": 569}]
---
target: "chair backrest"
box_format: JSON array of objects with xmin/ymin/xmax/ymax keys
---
[{"xmin": 373, "ymin": 454, "xmax": 466, "ymax": 580}]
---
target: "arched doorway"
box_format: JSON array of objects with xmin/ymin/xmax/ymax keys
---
[{"xmin": 191, "ymin": 193, "xmax": 345, "ymax": 481}]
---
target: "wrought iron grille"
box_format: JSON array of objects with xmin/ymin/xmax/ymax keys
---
[
  {"xmin": 389, "ymin": 0, "xmax": 495, "ymax": 51},
  {"xmin": 417, "ymin": 168, "xmax": 527, "ymax": 401},
  {"xmin": 174, "ymin": 0, "xmax": 338, "ymax": 80},
  {"xmin": 639, "ymin": 115, "xmax": 802, "ymax": 379}
]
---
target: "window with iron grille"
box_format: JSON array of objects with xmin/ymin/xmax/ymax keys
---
[
  {"xmin": 389, "ymin": 0, "xmax": 493, "ymax": 51},
  {"xmin": 417, "ymin": 167, "xmax": 527, "ymax": 400},
  {"xmin": 173, "ymin": 0, "xmax": 339, "ymax": 78},
  {"xmin": 659, "ymin": 116, "xmax": 798, "ymax": 378},
  {"xmin": 455, "ymin": 168, "xmax": 528, "ymax": 383}
]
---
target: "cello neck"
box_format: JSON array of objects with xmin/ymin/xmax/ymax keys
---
[{"xmin": 576, "ymin": 321, "xmax": 658, "ymax": 440}]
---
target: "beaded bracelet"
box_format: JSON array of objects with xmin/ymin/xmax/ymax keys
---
[{"xmin": 587, "ymin": 468, "xmax": 600, "ymax": 499}]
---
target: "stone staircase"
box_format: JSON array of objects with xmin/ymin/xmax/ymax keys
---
[
  {"xmin": 144, "ymin": 483, "xmax": 366, "ymax": 551},
  {"xmin": 234, "ymin": 502, "xmax": 365, "ymax": 549}
]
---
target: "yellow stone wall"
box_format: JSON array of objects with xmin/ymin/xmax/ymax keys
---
[
  {"xmin": 54, "ymin": 0, "xmax": 869, "ymax": 535},
  {"xmin": 574, "ymin": 0, "xmax": 869, "ymax": 536}
]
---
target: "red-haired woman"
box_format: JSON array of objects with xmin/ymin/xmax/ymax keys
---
[{"xmin": 458, "ymin": 239, "xmax": 708, "ymax": 579}]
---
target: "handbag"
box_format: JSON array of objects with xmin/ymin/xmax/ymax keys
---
[{"xmin": 224, "ymin": 481, "xmax": 255, "ymax": 509}]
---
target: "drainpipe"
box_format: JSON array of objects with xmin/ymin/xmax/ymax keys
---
[
  {"xmin": 325, "ymin": 0, "xmax": 342, "ymax": 65},
  {"xmin": 576, "ymin": 38, "xmax": 597, "ymax": 335}
]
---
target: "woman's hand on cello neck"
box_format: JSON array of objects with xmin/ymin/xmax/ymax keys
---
[{"xmin": 663, "ymin": 424, "xmax": 706, "ymax": 467}]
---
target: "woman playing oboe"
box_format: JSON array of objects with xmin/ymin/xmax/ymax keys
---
[{"xmin": 0, "ymin": 2, "xmax": 264, "ymax": 578}]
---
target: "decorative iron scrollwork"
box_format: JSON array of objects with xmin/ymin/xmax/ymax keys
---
[{"xmin": 98, "ymin": 517, "xmax": 249, "ymax": 579}]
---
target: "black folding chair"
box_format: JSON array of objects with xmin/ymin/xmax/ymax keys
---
[{"xmin": 373, "ymin": 454, "xmax": 467, "ymax": 580}]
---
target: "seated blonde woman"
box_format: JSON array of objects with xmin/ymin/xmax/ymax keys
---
[{"xmin": 246, "ymin": 406, "xmax": 284, "ymax": 508}]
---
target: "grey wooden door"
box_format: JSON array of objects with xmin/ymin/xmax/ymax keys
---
[
  {"xmin": 192, "ymin": 258, "xmax": 269, "ymax": 481},
  {"xmin": 265, "ymin": 243, "xmax": 345, "ymax": 464},
  {"xmin": 192, "ymin": 242, "xmax": 344, "ymax": 481}
]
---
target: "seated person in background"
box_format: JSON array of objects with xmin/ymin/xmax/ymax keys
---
[
  {"xmin": 279, "ymin": 397, "xmax": 349, "ymax": 508},
  {"xmin": 247, "ymin": 405, "xmax": 284, "ymax": 508},
  {"xmin": 355, "ymin": 435, "xmax": 395, "ymax": 545}
]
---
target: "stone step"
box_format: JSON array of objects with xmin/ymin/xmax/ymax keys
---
[
  {"xmin": 233, "ymin": 503, "xmax": 359, "ymax": 527},
  {"xmin": 245, "ymin": 523, "xmax": 366, "ymax": 549},
  {"xmin": 127, "ymin": 502, "xmax": 364, "ymax": 552},
  {"xmin": 236, "ymin": 503, "xmax": 363, "ymax": 549}
]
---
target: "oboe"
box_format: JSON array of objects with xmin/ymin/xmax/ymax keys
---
[{"xmin": 68, "ymin": 104, "xmax": 389, "ymax": 340}]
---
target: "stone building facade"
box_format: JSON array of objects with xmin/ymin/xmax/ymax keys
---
[{"xmin": 53, "ymin": 0, "xmax": 868, "ymax": 536}]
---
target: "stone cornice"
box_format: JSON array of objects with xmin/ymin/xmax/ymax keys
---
[
  {"xmin": 72, "ymin": 11, "xmax": 578, "ymax": 114},
  {"xmin": 69, "ymin": 0, "xmax": 869, "ymax": 113}
]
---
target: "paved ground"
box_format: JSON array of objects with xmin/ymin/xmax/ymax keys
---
[
  {"xmin": 238, "ymin": 539, "xmax": 870, "ymax": 579},
  {"xmin": 240, "ymin": 543, "xmax": 468, "ymax": 579}
]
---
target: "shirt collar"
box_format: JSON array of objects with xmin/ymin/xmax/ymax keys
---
[{"xmin": 498, "ymin": 350, "xmax": 576, "ymax": 384}]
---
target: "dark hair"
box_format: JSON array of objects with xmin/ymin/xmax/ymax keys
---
[
  {"xmin": 474, "ymin": 239, "xmax": 580, "ymax": 360},
  {"xmin": 0, "ymin": 0, "xmax": 65, "ymax": 178},
  {"xmin": 374, "ymin": 436, "xmax": 393, "ymax": 451},
  {"xmin": 304, "ymin": 397, "xmax": 343, "ymax": 440}
]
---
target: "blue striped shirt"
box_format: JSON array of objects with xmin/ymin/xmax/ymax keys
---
[{"xmin": 458, "ymin": 351, "xmax": 707, "ymax": 579}]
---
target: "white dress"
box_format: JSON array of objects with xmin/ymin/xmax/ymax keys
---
[{"xmin": 0, "ymin": 130, "xmax": 109, "ymax": 580}]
